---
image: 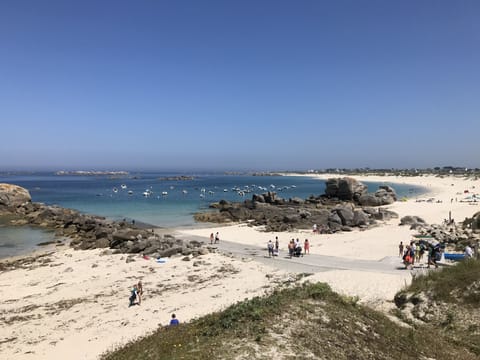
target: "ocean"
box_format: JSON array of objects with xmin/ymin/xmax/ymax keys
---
[{"xmin": 0, "ymin": 172, "xmax": 425, "ymax": 258}]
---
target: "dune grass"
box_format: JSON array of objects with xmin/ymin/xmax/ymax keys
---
[
  {"xmin": 101, "ymin": 280, "xmax": 478, "ymax": 360},
  {"xmin": 407, "ymin": 258, "xmax": 480, "ymax": 305}
]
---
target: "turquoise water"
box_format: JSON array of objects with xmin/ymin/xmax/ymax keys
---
[{"xmin": 0, "ymin": 172, "xmax": 425, "ymax": 258}]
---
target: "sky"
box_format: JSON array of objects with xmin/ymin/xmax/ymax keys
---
[{"xmin": 1, "ymin": 0, "xmax": 479, "ymax": 171}]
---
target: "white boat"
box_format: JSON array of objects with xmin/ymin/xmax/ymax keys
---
[
  {"xmin": 143, "ymin": 190, "xmax": 152, "ymax": 197},
  {"xmin": 121, "ymin": 184, "xmax": 127, "ymax": 189},
  {"xmin": 182, "ymin": 190, "xmax": 188, "ymax": 194},
  {"xmin": 128, "ymin": 190, "xmax": 133, "ymax": 195},
  {"xmin": 162, "ymin": 191, "xmax": 168, "ymax": 196},
  {"xmin": 113, "ymin": 187, "xmax": 118, "ymax": 193}
]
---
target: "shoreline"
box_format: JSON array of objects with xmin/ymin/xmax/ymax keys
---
[{"xmin": 1, "ymin": 173, "xmax": 479, "ymax": 359}]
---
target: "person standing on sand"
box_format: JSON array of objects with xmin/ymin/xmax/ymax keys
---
[
  {"xmin": 267, "ymin": 240, "xmax": 274, "ymax": 257},
  {"xmin": 275, "ymin": 237, "xmax": 279, "ymax": 252},
  {"xmin": 288, "ymin": 240, "xmax": 294, "ymax": 259},
  {"xmin": 304, "ymin": 239, "xmax": 310, "ymax": 255},
  {"xmin": 214, "ymin": 232, "xmax": 220, "ymax": 244},
  {"xmin": 137, "ymin": 280, "xmax": 143, "ymax": 305},
  {"xmin": 210, "ymin": 233, "xmax": 214, "ymax": 245},
  {"xmin": 313, "ymin": 223, "xmax": 317, "ymax": 234},
  {"xmin": 399, "ymin": 241, "xmax": 404, "ymax": 257}
]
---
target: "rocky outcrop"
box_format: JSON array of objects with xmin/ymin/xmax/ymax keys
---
[
  {"xmin": 0, "ymin": 183, "xmax": 32, "ymax": 211},
  {"xmin": 1, "ymin": 184, "xmax": 208, "ymax": 257},
  {"xmin": 324, "ymin": 177, "xmax": 368, "ymax": 201},
  {"xmin": 195, "ymin": 192, "xmax": 398, "ymax": 233},
  {"xmin": 193, "ymin": 178, "xmax": 400, "ymax": 233},
  {"xmin": 358, "ymin": 185, "xmax": 397, "ymax": 206}
]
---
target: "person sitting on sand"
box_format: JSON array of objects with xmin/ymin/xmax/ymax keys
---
[
  {"xmin": 137, "ymin": 280, "xmax": 143, "ymax": 305},
  {"xmin": 129, "ymin": 284, "xmax": 138, "ymax": 307},
  {"xmin": 169, "ymin": 313, "xmax": 179, "ymax": 326}
]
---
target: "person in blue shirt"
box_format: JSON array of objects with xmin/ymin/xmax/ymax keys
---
[{"xmin": 169, "ymin": 313, "xmax": 179, "ymax": 326}]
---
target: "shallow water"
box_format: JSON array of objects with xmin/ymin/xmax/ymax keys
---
[{"xmin": 0, "ymin": 223, "xmax": 59, "ymax": 259}]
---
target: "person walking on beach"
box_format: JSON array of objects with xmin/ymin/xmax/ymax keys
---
[
  {"xmin": 275, "ymin": 236, "xmax": 279, "ymax": 252},
  {"xmin": 267, "ymin": 240, "xmax": 274, "ymax": 257},
  {"xmin": 312, "ymin": 223, "xmax": 317, "ymax": 234},
  {"xmin": 214, "ymin": 232, "xmax": 220, "ymax": 244},
  {"xmin": 210, "ymin": 233, "xmax": 214, "ymax": 245},
  {"xmin": 304, "ymin": 239, "xmax": 310, "ymax": 255},
  {"xmin": 399, "ymin": 241, "xmax": 404, "ymax": 257}
]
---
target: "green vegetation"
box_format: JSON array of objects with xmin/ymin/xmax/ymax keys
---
[
  {"xmin": 101, "ymin": 278, "xmax": 479, "ymax": 360},
  {"xmin": 394, "ymin": 259, "xmax": 480, "ymax": 356},
  {"xmin": 405, "ymin": 259, "xmax": 480, "ymax": 305}
]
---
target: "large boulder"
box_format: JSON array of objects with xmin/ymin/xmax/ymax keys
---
[
  {"xmin": 0, "ymin": 183, "xmax": 32, "ymax": 210},
  {"xmin": 358, "ymin": 186, "xmax": 397, "ymax": 206},
  {"xmin": 324, "ymin": 178, "xmax": 367, "ymax": 201}
]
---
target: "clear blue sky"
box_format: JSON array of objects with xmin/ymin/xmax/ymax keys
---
[{"xmin": 1, "ymin": 0, "xmax": 479, "ymax": 171}]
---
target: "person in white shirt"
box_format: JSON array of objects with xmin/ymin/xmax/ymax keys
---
[{"xmin": 464, "ymin": 245, "xmax": 473, "ymax": 258}]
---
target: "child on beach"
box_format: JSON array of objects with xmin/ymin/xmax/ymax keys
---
[
  {"xmin": 210, "ymin": 233, "xmax": 214, "ymax": 245},
  {"xmin": 129, "ymin": 284, "xmax": 138, "ymax": 307},
  {"xmin": 169, "ymin": 313, "xmax": 179, "ymax": 326}
]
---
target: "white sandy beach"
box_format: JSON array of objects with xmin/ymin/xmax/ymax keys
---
[{"xmin": 1, "ymin": 174, "xmax": 479, "ymax": 359}]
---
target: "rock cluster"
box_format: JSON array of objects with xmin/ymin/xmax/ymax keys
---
[
  {"xmin": 195, "ymin": 177, "xmax": 399, "ymax": 233},
  {"xmin": 0, "ymin": 183, "xmax": 207, "ymax": 257},
  {"xmin": 400, "ymin": 214, "xmax": 480, "ymax": 251},
  {"xmin": 324, "ymin": 178, "xmax": 397, "ymax": 206}
]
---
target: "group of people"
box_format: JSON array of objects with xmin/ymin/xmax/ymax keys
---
[
  {"xmin": 287, "ymin": 238, "xmax": 309, "ymax": 258},
  {"xmin": 266, "ymin": 237, "xmax": 310, "ymax": 258},
  {"xmin": 399, "ymin": 240, "xmax": 441, "ymax": 269},
  {"xmin": 129, "ymin": 280, "xmax": 143, "ymax": 307},
  {"xmin": 210, "ymin": 232, "xmax": 220, "ymax": 245}
]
